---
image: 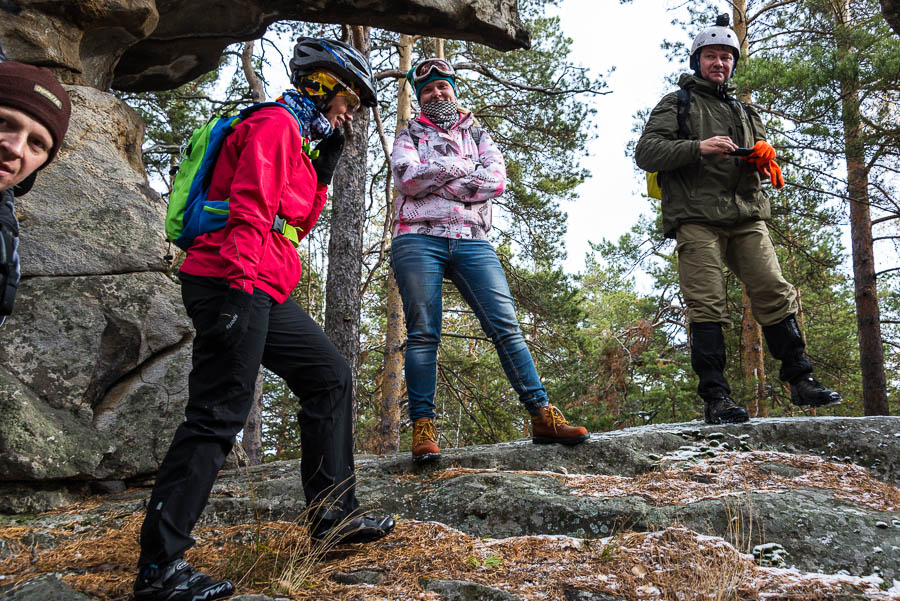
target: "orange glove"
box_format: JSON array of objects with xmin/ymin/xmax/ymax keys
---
[
  {"xmin": 756, "ymin": 158, "xmax": 785, "ymax": 189},
  {"xmin": 767, "ymin": 159, "xmax": 785, "ymax": 189},
  {"xmin": 747, "ymin": 140, "xmax": 776, "ymax": 162},
  {"xmin": 745, "ymin": 141, "xmax": 783, "ymax": 188}
]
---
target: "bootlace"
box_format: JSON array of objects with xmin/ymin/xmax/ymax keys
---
[
  {"xmin": 413, "ymin": 420, "xmax": 437, "ymax": 443},
  {"xmin": 546, "ymin": 405, "xmax": 569, "ymax": 432}
]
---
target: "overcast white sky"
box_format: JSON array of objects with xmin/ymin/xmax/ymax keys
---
[
  {"xmin": 551, "ymin": 0, "xmax": 895, "ymax": 279},
  {"xmin": 251, "ymin": 0, "xmax": 881, "ymax": 280},
  {"xmin": 551, "ymin": 0, "xmax": 692, "ymax": 274}
]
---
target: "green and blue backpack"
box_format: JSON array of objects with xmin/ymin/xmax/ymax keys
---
[{"xmin": 165, "ymin": 102, "xmax": 304, "ymax": 250}]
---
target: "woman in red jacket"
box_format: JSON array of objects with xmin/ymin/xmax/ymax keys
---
[{"xmin": 134, "ymin": 39, "xmax": 393, "ymax": 601}]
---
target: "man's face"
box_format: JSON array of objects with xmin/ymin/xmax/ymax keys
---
[
  {"xmin": 699, "ymin": 45, "xmax": 735, "ymax": 84},
  {"xmin": 0, "ymin": 106, "xmax": 52, "ymax": 190}
]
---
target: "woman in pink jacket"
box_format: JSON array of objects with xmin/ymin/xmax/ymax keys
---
[{"xmin": 390, "ymin": 59, "xmax": 589, "ymax": 463}]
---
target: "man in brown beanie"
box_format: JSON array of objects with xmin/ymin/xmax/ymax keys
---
[{"xmin": 0, "ymin": 53, "xmax": 71, "ymax": 326}]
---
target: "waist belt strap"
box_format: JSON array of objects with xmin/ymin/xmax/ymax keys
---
[{"xmin": 272, "ymin": 216, "xmax": 301, "ymax": 248}]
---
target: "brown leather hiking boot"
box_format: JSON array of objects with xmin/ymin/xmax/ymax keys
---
[
  {"xmin": 412, "ymin": 417, "xmax": 440, "ymax": 462},
  {"xmin": 531, "ymin": 404, "xmax": 589, "ymax": 445}
]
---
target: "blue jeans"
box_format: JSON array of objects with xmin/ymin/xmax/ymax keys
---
[{"xmin": 390, "ymin": 234, "xmax": 549, "ymax": 421}]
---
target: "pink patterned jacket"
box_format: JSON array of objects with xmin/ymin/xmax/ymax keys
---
[{"xmin": 391, "ymin": 111, "xmax": 506, "ymax": 240}]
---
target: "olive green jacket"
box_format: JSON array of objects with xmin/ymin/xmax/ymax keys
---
[{"xmin": 635, "ymin": 74, "xmax": 769, "ymax": 238}]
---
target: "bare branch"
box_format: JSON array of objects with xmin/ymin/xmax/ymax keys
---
[{"xmin": 241, "ymin": 41, "xmax": 265, "ymax": 103}]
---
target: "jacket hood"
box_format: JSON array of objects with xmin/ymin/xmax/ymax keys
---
[{"xmin": 679, "ymin": 73, "xmax": 735, "ymax": 100}]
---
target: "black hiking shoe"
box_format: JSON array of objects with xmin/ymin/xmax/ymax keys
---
[
  {"xmin": 704, "ymin": 396, "xmax": 749, "ymax": 425},
  {"xmin": 790, "ymin": 376, "xmax": 842, "ymax": 408},
  {"xmin": 133, "ymin": 558, "xmax": 234, "ymax": 601},
  {"xmin": 311, "ymin": 514, "xmax": 396, "ymax": 545}
]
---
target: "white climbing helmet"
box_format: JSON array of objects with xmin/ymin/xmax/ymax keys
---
[{"xmin": 690, "ymin": 14, "xmax": 741, "ymax": 74}]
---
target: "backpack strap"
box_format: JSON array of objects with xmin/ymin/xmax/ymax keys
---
[
  {"xmin": 675, "ymin": 88, "xmax": 692, "ymax": 140},
  {"xmin": 239, "ymin": 102, "xmax": 306, "ymax": 247},
  {"xmin": 238, "ymin": 101, "xmax": 303, "ymax": 130},
  {"xmin": 647, "ymin": 88, "xmax": 691, "ymax": 203}
]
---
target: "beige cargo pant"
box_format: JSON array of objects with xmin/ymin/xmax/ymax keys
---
[{"xmin": 675, "ymin": 220, "xmax": 798, "ymax": 327}]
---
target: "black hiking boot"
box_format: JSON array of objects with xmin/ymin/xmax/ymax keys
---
[
  {"xmin": 704, "ymin": 396, "xmax": 749, "ymax": 425},
  {"xmin": 311, "ymin": 514, "xmax": 396, "ymax": 545},
  {"xmin": 133, "ymin": 558, "xmax": 234, "ymax": 601},
  {"xmin": 790, "ymin": 375, "xmax": 842, "ymax": 408}
]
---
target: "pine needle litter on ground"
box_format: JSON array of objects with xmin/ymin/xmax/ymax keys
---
[{"xmin": 1, "ymin": 506, "xmax": 897, "ymax": 600}]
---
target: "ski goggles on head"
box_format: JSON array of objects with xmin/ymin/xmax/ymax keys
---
[{"xmin": 407, "ymin": 58, "xmax": 455, "ymax": 85}]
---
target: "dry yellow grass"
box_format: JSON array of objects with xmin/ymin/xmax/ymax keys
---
[
  {"xmin": 1, "ymin": 449, "xmax": 896, "ymax": 600},
  {"xmin": 0, "ymin": 511, "xmax": 893, "ymax": 600}
]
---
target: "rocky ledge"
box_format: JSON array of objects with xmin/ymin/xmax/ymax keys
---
[{"xmin": 1, "ymin": 416, "xmax": 898, "ymax": 600}]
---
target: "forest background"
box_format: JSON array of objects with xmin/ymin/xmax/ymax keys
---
[{"xmin": 118, "ymin": 0, "xmax": 900, "ymax": 461}]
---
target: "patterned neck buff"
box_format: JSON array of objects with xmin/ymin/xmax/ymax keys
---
[
  {"xmin": 279, "ymin": 89, "xmax": 334, "ymax": 140},
  {"xmin": 421, "ymin": 100, "xmax": 460, "ymax": 130}
]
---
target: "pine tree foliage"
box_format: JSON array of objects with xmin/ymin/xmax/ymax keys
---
[
  {"xmin": 604, "ymin": 0, "xmax": 899, "ymax": 423},
  {"xmin": 117, "ymin": 0, "xmax": 896, "ymax": 461}
]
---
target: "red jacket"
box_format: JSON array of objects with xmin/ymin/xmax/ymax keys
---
[{"xmin": 179, "ymin": 105, "xmax": 327, "ymax": 303}]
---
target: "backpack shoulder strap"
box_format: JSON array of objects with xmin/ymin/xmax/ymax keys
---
[
  {"xmin": 238, "ymin": 102, "xmax": 303, "ymax": 131},
  {"xmin": 675, "ymin": 88, "xmax": 692, "ymax": 140},
  {"xmin": 471, "ymin": 126, "xmax": 483, "ymax": 145}
]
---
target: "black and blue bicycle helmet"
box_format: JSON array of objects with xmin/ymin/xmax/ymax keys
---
[{"xmin": 289, "ymin": 37, "xmax": 377, "ymax": 108}]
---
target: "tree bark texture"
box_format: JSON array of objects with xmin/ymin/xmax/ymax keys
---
[
  {"xmin": 741, "ymin": 285, "xmax": 767, "ymax": 417},
  {"xmin": 325, "ymin": 26, "xmax": 371, "ymax": 434},
  {"xmin": 241, "ymin": 366, "xmax": 265, "ymax": 465},
  {"xmin": 241, "ymin": 41, "xmax": 265, "ymax": 103},
  {"xmin": 732, "ymin": 1, "xmax": 767, "ymax": 417},
  {"xmin": 833, "ymin": 0, "xmax": 889, "ymax": 415},
  {"xmin": 379, "ymin": 34, "xmax": 415, "ymax": 455}
]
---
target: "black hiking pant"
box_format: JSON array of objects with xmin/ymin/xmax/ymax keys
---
[{"xmin": 138, "ymin": 274, "xmax": 358, "ymax": 567}]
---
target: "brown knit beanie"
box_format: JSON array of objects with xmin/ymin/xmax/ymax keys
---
[{"xmin": 0, "ymin": 62, "xmax": 71, "ymax": 167}]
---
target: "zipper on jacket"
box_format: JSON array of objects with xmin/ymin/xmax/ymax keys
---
[{"xmin": 727, "ymin": 100, "xmax": 746, "ymax": 216}]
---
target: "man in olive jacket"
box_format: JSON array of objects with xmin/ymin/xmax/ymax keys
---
[{"xmin": 635, "ymin": 15, "xmax": 841, "ymax": 424}]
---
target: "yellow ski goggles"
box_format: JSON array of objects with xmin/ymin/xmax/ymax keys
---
[{"xmin": 301, "ymin": 70, "xmax": 362, "ymax": 112}]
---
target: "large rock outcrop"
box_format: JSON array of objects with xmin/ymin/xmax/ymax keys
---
[
  {"xmin": 0, "ymin": 0, "xmax": 531, "ymax": 496},
  {"xmin": 113, "ymin": 0, "xmax": 531, "ymax": 91},
  {"xmin": 0, "ymin": 85, "xmax": 192, "ymax": 499},
  {"xmin": 202, "ymin": 417, "xmax": 900, "ymax": 584},
  {"xmin": 0, "ymin": 0, "xmax": 529, "ymax": 91},
  {"xmin": 1, "ymin": 417, "xmax": 898, "ymax": 600}
]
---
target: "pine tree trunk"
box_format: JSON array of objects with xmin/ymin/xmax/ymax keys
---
[
  {"xmin": 241, "ymin": 366, "xmax": 264, "ymax": 465},
  {"xmin": 241, "ymin": 41, "xmax": 265, "ymax": 103},
  {"xmin": 325, "ymin": 26, "xmax": 372, "ymax": 435},
  {"xmin": 379, "ymin": 34, "xmax": 415, "ymax": 454},
  {"xmin": 732, "ymin": 1, "xmax": 767, "ymax": 417},
  {"xmin": 741, "ymin": 286, "xmax": 767, "ymax": 416},
  {"xmin": 833, "ymin": 0, "xmax": 889, "ymax": 415}
]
